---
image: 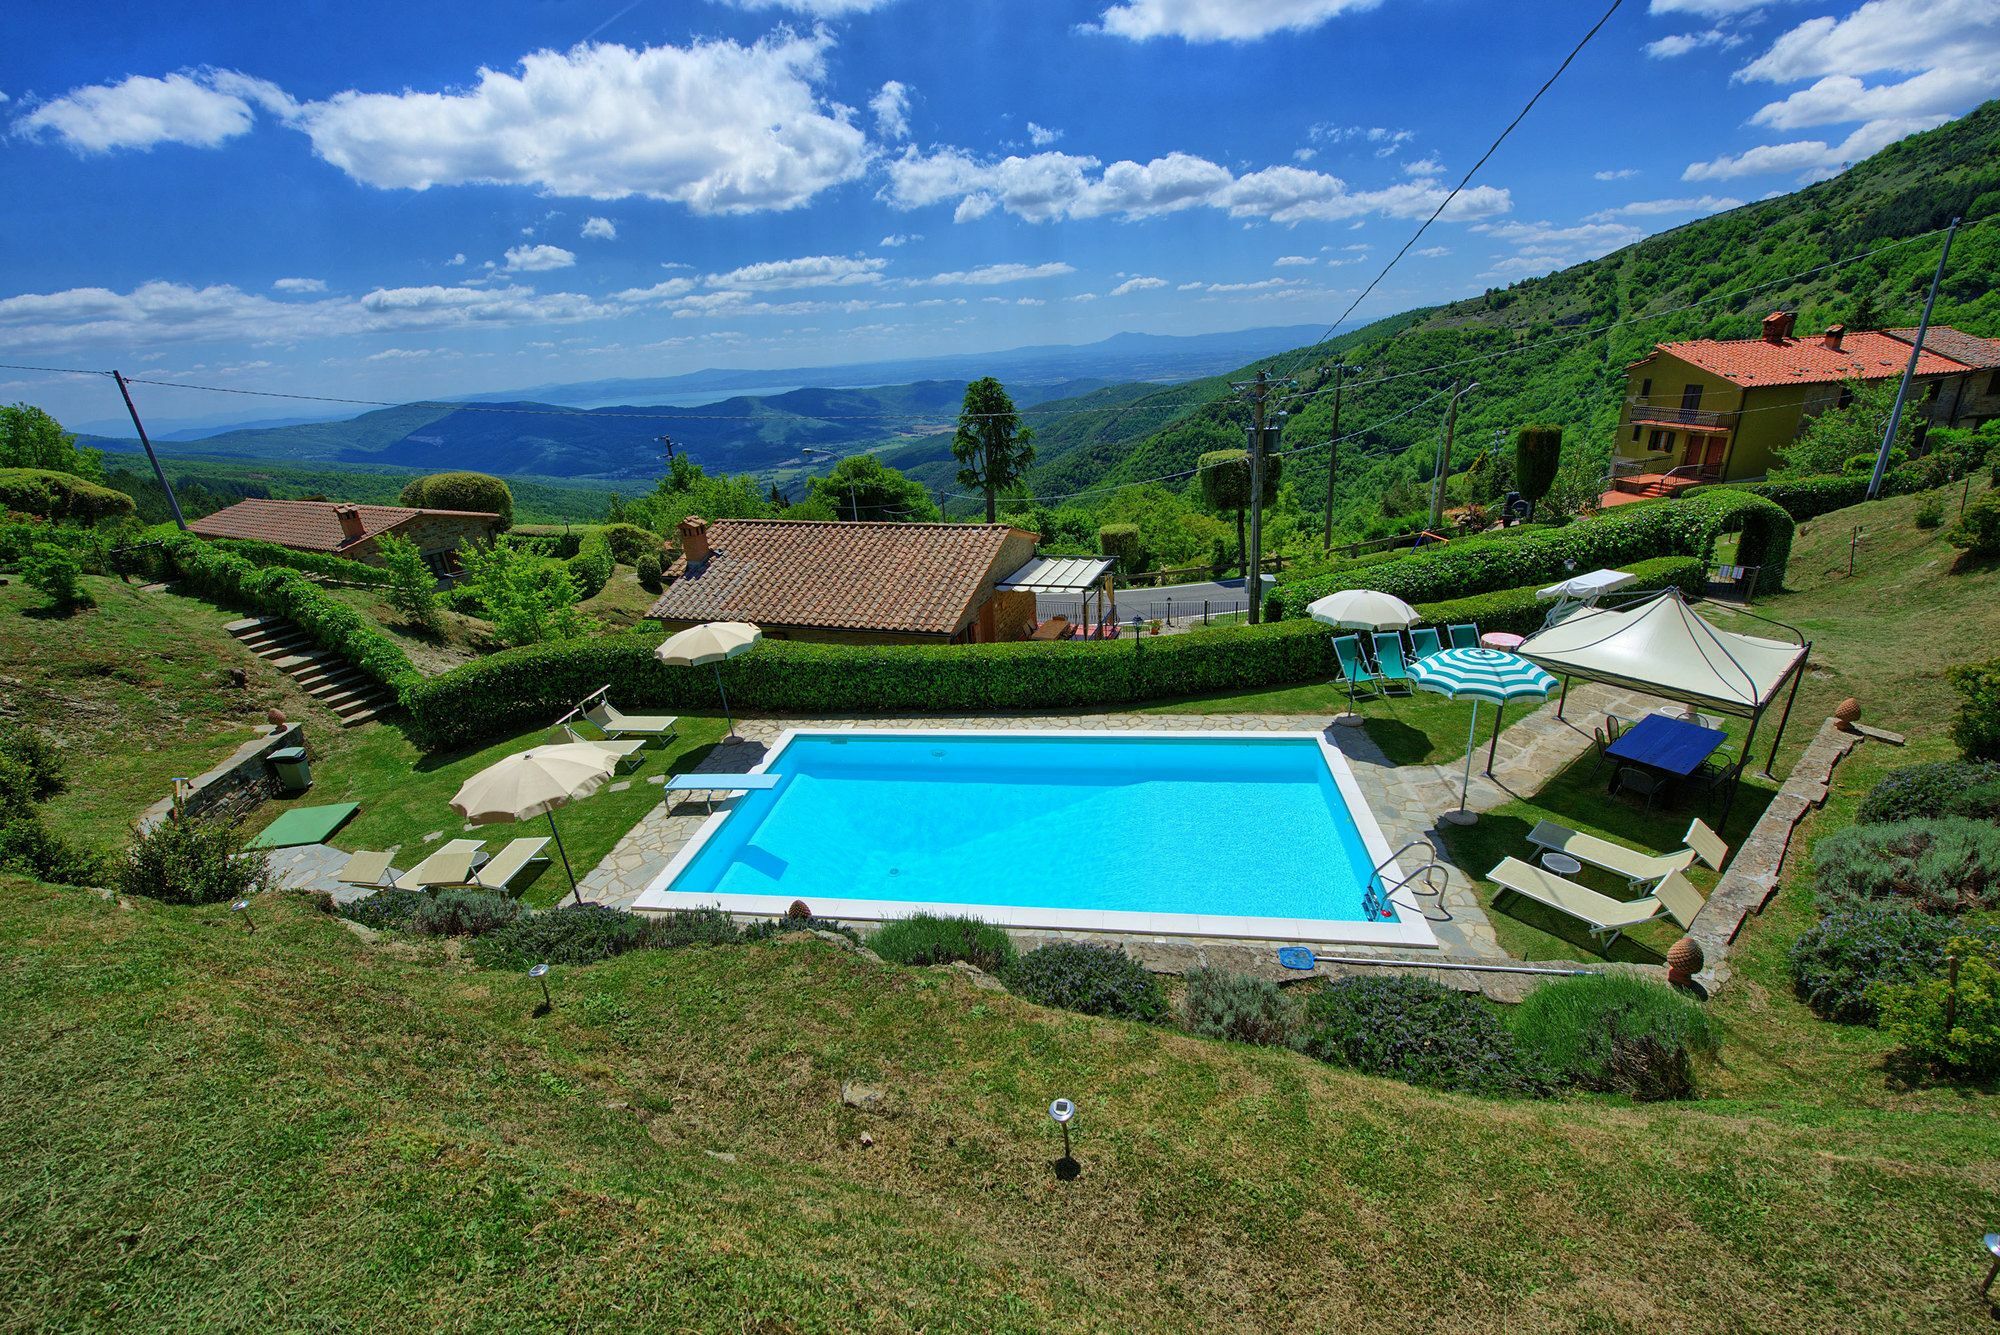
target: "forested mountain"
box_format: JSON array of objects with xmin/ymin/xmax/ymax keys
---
[{"xmin": 991, "ymin": 100, "xmax": 2000, "ymax": 536}]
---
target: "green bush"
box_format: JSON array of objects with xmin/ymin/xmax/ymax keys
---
[
  {"xmin": 21, "ymin": 543, "xmax": 92, "ymax": 610},
  {"xmin": 1293, "ymin": 974, "xmax": 1556, "ymax": 1097},
  {"xmin": 334, "ymin": 889, "xmax": 425, "ymax": 931},
  {"xmin": 0, "ymin": 804, "xmax": 104, "ymax": 885},
  {"xmin": 1787, "ymin": 904, "xmax": 1994, "ymax": 1024},
  {"xmin": 1875, "ymin": 941, "xmax": 2000, "ymax": 1080},
  {"xmin": 1944, "ymin": 491, "xmax": 2000, "ymax": 557},
  {"xmin": 1182, "ymin": 967, "xmax": 1297, "ymax": 1046},
  {"xmin": 1915, "ymin": 497, "xmax": 1945, "ymax": 530},
  {"xmin": 1508, "ymin": 973, "xmax": 1715, "ymax": 1099},
  {"xmin": 399, "ymin": 471, "xmax": 513, "ymax": 528},
  {"xmin": 869, "ymin": 913, "xmax": 1016, "ymax": 974},
  {"xmin": 1812, "ymin": 817, "xmax": 2000, "ymax": 916},
  {"xmin": 0, "ymin": 467, "xmax": 134, "ymax": 524},
  {"xmin": 116, "ymin": 814, "xmax": 270, "ymax": 906},
  {"xmin": 739, "ymin": 912, "xmax": 857, "ymax": 944},
  {"xmin": 208, "ymin": 537, "xmax": 391, "ymax": 586},
  {"xmin": 598, "ymin": 522, "xmax": 659, "ymax": 566},
  {"xmin": 1857, "ymin": 760, "xmax": 2000, "ymax": 824},
  {"xmin": 1950, "ymin": 658, "xmax": 2000, "ymax": 760},
  {"xmin": 635, "ymin": 552, "xmax": 663, "ymax": 593},
  {"xmin": 0, "ymin": 721, "xmax": 64, "ymax": 801},
  {"xmin": 376, "ymin": 532, "xmax": 443, "ymax": 632},
  {"xmin": 566, "ymin": 528, "xmax": 616, "ymax": 599},
  {"xmin": 1003, "ymin": 942, "xmax": 1166, "ymax": 1021},
  {"xmin": 410, "ymin": 888, "xmax": 524, "ymax": 937},
  {"xmin": 1098, "ymin": 523, "xmax": 1147, "ymax": 575},
  {"xmin": 472, "ymin": 902, "xmax": 736, "ymax": 969}
]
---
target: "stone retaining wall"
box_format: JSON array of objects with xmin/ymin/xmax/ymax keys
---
[{"xmin": 137, "ymin": 722, "xmax": 303, "ymax": 832}]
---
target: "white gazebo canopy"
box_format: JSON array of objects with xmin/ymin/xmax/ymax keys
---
[
  {"xmin": 994, "ymin": 555, "xmax": 1115, "ymax": 594},
  {"xmin": 1518, "ymin": 587, "xmax": 1807, "ymax": 719}
]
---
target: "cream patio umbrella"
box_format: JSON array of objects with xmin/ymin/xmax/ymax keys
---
[
  {"xmin": 655, "ymin": 621, "xmax": 763, "ymax": 740},
  {"xmin": 1307, "ymin": 589, "xmax": 1421, "ymax": 725},
  {"xmin": 450, "ymin": 741, "xmax": 620, "ymax": 904}
]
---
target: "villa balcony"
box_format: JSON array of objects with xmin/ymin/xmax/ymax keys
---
[{"xmin": 1625, "ymin": 398, "xmax": 1736, "ymax": 433}]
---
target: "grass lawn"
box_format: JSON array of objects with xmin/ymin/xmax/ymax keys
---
[{"xmin": 1144, "ymin": 678, "xmax": 1490, "ymax": 766}]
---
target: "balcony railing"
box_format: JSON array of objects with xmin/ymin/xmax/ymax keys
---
[{"xmin": 1626, "ymin": 397, "xmax": 1736, "ymax": 431}]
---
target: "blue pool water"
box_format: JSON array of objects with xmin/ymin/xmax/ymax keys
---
[{"xmin": 664, "ymin": 732, "xmax": 1393, "ymax": 924}]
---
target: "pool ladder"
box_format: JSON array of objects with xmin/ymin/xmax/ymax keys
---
[{"xmin": 1367, "ymin": 838, "xmax": 1452, "ymax": 923}]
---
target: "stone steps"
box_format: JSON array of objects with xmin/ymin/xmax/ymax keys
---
[{"xmin": 225, "ymin": 615, "xmax": 394, "ymax": 727}]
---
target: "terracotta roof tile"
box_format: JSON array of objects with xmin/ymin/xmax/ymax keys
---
[
  {"xmin": 1885, "ymin": 326, "xmax": 2000, "ymax": 370},
  {"xmin": 187, "ymin": 498, "xmax": 498, "ymax": 552},
  {"xmin": 647, "ymin": 520, "xmax": 1030, "ymax": 636},
  {"xmin": 1652, "ymin": 328, "xmax": 1972, "ymax": 389}
]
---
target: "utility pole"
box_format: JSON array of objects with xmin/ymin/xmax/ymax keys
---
[
  {"xmin": 1321, "ymin": 360, "xmax": 1344, "ymax": 552},
  {"xmin": 1868, "ymin": 216, "xmax": 1959, "ymax": 500},
  {"xmin": 1429, "ymin": 381, "xmax": 1477, "ymax": 530},
  {"xmin": 111, "ymin": 370, "xmax": 186, "ymax": 531},
  {"xmin": 658, "ymin": 432, "xmax": 676, "ymax": 466},
  {"xmin": 1231, "ymin": 368, "xmax": 1292, "ymax": 625}
]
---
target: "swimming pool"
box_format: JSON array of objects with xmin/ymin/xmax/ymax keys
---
[{"xmin": 631, "ymin": 729, "xmax": 1436, "ymax": 947}]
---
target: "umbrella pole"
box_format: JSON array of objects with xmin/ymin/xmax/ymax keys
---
[
  {"xmin": 1442, "ymin": 700, "xmax": 1480, "ymax": 825},
  {"xmin": 1486, "ymin": 702, "xmax": 1505, "ymax": 775},
  {"xmin": 548, "ymin": 811, "xmax": 582, "ymax": 905},
  {"xmin": 713, "ymin": 661, "xmax": 734, "ymax": 740}
]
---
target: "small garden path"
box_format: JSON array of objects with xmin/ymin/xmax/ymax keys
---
[{"xmin": 578, "ymin": 681, "xmax": 1660, "ymax": 965}]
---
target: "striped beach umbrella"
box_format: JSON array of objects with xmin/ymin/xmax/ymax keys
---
[{"xmin": 1409, "ymin": 647, "xmax": 1557, "ymax": 823}]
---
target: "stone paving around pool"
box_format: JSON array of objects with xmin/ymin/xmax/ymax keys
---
[{"xmin": 579, "ymin": 681, "xmax": 1660, "ymax": 965}]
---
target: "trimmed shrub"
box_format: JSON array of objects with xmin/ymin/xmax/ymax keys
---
[
  {"xmin": 1003, "ymin": 942, "xmax": 1166, "ymax": 1022},
  {"xmin": 0, "ymin": 721, "xmax": 64, "ymax": 801},
  {"xmin": 1857, "ymin": 760, "xmax": 2000, "ymax": 825},
  {"xmin": 400, "ymin": 471, "xmax": 513, "ymax": 528},
  {"xmin": 1915, "ymin": 497, "xmax": 1945, "ymax": 530},
  {"xmin": 1951, "ymin": 658, "xmax": 2000, "ymax": 760},
  {"xmin": 410, "ymin": 888, "xmax": 524, "ymax": 937},
  {"xmin": 1514, "ymin": 425, "xmax": 1562, "ymax": 519},
  {"xmin": 1945, "ymin": 491, "xmax": 2000, "ymax": 557},
  {"xmin": 635, "ymin": 552, "xmax": 663, "ymax": 593},
  {"xmin": 1812, "ymin": 817, "xmax": 2000, "ymax": 916},
  {"xmin": 1786, "ymin": 903, "xmax": 1995, "ymax": 1024},
  {"xmin": 1098, "ymin": 523, "xmax": 1147, "ymax": 575},
  {"xmin": 470, "ymin": 902, "xmax": 738, "ymax": 968},
  {"xmin": 21, "ymin": 543, "xmax": 92, "ymax": 610},
  {"xmin": 117, "ymin": 814, "xmax": 270, "ymax": 906},
  {"xmin": 0, "ymin": 467, "xmax": 135, "ymax": 524},
  {"xmin": 1293, "ymin": 974, "xmax": 1555, "ymax": 1097},
  {"xmin": 599, "ymin": 522, "xmax": 658, "ymax": 566},
  {"xmin": 739, "ymin": 912, "xmax": 858, "ymax": 944},
  {"xmin": 0, "ymin": 805, "xmax": 104, "ymax": 886},
  {"xmin": 642, "ymin": 905, "xmax": 741, "ymax": 948},
  {"xmin": 1182, "ymin": 967, "xmax": 1297, "ymax": 1046},
  {"xmin": 1875, "ymin": 941, "xmax": 2000, "ymax": 1080},
  {"xmin": 870, "ymin": 913, "xmax": 1016, "ymax": 974},
  {"xmin": 207, "ymin": 537, "xmax": 391, "ymax": 586},
  {"xmin": 566, "ymin": 528, "xmax": 616, "ymax": 599},
  {"xmin": 335, "ymin": 888, "xmax": 426, "ymax": 931},
  {"xmin": 1508, "ymin": 973, "xmax": 1715, "ymax": 1099}
]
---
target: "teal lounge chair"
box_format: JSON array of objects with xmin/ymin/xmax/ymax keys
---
[
  {"xmin": 1331, "ymin": 634, "xmax": 1379, "ymax": 707},
  {"xmin": 1448, "ymin": 623, "xmax": 1480, "ymax": 650},
  {"xmin": 1410, "ymin": 626, "xmax": 1445, "ymax": 660},
  {"xmin": 1371, "ymin": 632, "xmax": 1414, "ymax": 695}
]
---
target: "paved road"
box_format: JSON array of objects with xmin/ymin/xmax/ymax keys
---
[{"xmin": 1034, "ymin": 574, "xmax": 1276, "ymax": 627}]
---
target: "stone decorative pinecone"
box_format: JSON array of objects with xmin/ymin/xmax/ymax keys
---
[{"xmin": 1666, "ymin": 936, "xmax": 1705, "ymax": 984}]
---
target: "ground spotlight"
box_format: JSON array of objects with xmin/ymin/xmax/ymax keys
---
[
  {"xmin": 529, "ymin": 962, "xmax": 553, "ymax": 1014},
  {"xmin": 230, "ymin": 898, "xmax": 254, "ymax": 932},
  {"xmin": 1049, "ymin": 1097, "xmax": 1079, "ymax": 1180}
]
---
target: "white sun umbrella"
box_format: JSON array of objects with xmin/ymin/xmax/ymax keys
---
[
  {"xmin": 1408, "ymin": 647, "xmax": 1557, "ymax": 825},
  {"xmin": 655, "ymin": 620, "xmax": 762, "ymax": 739},
  {"xmin": 450, "ymin": 741, "xmax": 619, "ymax": 904},
  {"xmin": 1308, "ymin": 589, "xmax": 1420, "ymax": 724}
]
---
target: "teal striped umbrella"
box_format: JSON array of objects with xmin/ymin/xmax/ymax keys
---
[{"xmin": 1409, "ymin": 647, "xmax": 1557, "ymax": 822}]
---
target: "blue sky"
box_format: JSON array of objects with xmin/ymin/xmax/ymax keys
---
[{"xmin": 2, "ymin": 0, "xmax": 1996, "ymax": 429}]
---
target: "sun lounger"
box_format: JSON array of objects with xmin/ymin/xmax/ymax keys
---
[
  {"xmin": 584, "ymin": 700, "xmax": 678, "ymax": 740},
  {"xmin": 1681, "ymin": 817, "xmax": 1729, "ymax": 870},
  {"xmin": 1371, "ymin": 632, "xmax": 1414, "ymax": 694},
  {"xmin": 1409, "ymin": 626, "xmax": 1445, "ymax": 660},
  {"xmin": 1650, "ymin": 870, "xmax": 1707, "ymax": 930},
  {"xmin": 559, "ymin": 725, "xmax": 647, "ymax": 769},
  {"xmin": 663, "ymin": 771, "xmax": 783, "ymax": 814},
  {"xmin": 1487, "ymin": 856, "xmax": 1667, "ymax": 946},
  {"xmin": 394, "ymin": 839, "xmax": 487, "ymax": 891},
  {"xmin": 1526, "ymin": 820, "xmax": 1697, "ymax": 887},
  {"xmin": 472, "ymin": 837, "xmax": 550, "ymax": 892},
  {"xmin": 1447, "ymin": 623, "xmax": 1480, "ymax": 650},
  {"xmin": 335, "ymin": 849, "xmax": 397, "ymax": 888},
  {"xmin": 1332, "ymin": 634, "xmax": 1379, "ymax": 704}
]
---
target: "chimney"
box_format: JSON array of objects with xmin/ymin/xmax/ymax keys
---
[
  {"xmin": 334, "ymin": 504, "xmax": 365, "ymax": 543},
  {"xmin": 1820, "ymin": 323, "xmax": 1845, "ymax": 351},
  {"xmin": 677, "ymin": 515, "xmax": 712, "ymax": 567},
  {"xmin": 1761, "ymin": 310, "xmax": 1795, "ymax": 344}
]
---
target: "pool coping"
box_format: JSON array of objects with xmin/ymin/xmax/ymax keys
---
[{"xmin": 630, "ymin": 726, "xmax": 1440, "ymax": 950}]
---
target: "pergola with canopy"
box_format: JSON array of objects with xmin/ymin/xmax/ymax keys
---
[
  {"xmin": 995, "ymin": 555, "xmax": 1118, "ymax": 639},
  {"xmin": 1517, "ymin": 587, "xmax": 1810, "ymax": 827}
]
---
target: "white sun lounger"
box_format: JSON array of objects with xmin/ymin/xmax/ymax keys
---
[
  {"xmin": 471, "ymin": 837, "xmax": 550, "ymax": 892},
  {"xmin": 335, "ymin": 849, "xmax": 398, "ymax": 888},
  {"xmin": 557, "ymin": 725, "xmax": 647, "ymax": 769},
  {"xmin": 394, "ymin": 839, "xmax": 487, "ymax": 891},
  {"xmin": 1526, "ymin": 817, "xmax": 1730, "ymax": 887},
  {"xmin": 1649, "ymin": 870, "xmax": 1707, "ymax": 930},
  {"xmin": 585, "ymin": 700, "xmax": 679, "ymax": 740},
  {"xmin": 1487, "ymin": 857, "xmax": 1668, "ymax": 946}
]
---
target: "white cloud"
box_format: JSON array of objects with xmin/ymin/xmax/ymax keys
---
[
  {"xmin": 1088, "ymin": 0, "xmax": 1385, "ymax": 43},
  {"xmin": 878, "ymin": 233, "xmax": 921, "ymax": 247},
  {"xmin": 296, "ymin": 34, "xmax": 868, "ymax": 214},
  {"xmin": 613, "ymin": 277, "xmax": 697, "ymax": 303},
  {"xmin": 1649, "ymin": 0, "xmax": 1798, "ymax": 13},
  {"xmin": 1646, "ymin": 28, "xmax": 1743, "ymax": 58},
  {"xmin": 713, "ymin": 0, "xmax": 902, "ymax": 12},
  {"xmin": 883, "ymin": 145, "xmax": 1508, "ymax": 226},
  {"xmin": 504, "ymin": 243, "xmax": 576, "ymax": 271},
  {"xmin": 1067, "ymin": 292, "xmax": 1098, "ymax": 302},
  {"xmin": 15, "ymin": 69, "xmax": 293, "ymax": 153},
  {"xmin": 922, "ymin": 261, "xmax": 1075, "ymax": 286},
  {"xmin": 446, "ymin": 252, "xmax": 466, "ymax": 266},
  {"xmin": 1027, "ymin": 121, "xmax": 1063, "ymax": 146},
  {"xmin": 271, "ymin": 277, "xmax": 327, "ymax": 293},
  {"xmin": 1585, "ymin": 194, "xmax": 1743, "ymax": 220},
  {"xmin": 1593, "ymin": 167, "xmax": 1639, "ymax": 181},
  {"xmin": 1473, "ymin": 218, "xmax": 1642, "ymax": 278},
  {"xmin": 1413, "ymin": 245, "xmax": 1450, "ymax": 257},
  {"xmin": 1202, "ymin": 277, "xmax": 1295, "ymax": 292},
  {"xmin": 1273, "ymin": 254, "xmax": 1315, "ymax": 266},
  {"xmin": 1401, "ymin": 155, "xmax": 1444, "ymax": 177},
  {"xmin": 1292, "ymin": 147, "xmax": 1317, "ymax": 162},
  {"xmin": 1176, "ymin": 281, "xmax": 1204, "ymax": 290},
  {"xmin": 580, "ymin": 215, "xmax": 617, "ymax": 240},
  {"xmin": 870, "ymin": 80, "xmax": 911, "ymax": 140},
  {"xmin": 705, "ymin": 254, "xmax": 886, "ymax": 288},
  {"xmin": 1110, "ymin": 275, "xmax": 1168, "ymax": 295},
  {"xmin": 365, "ymin": 347, "xmax": 431, "ymax": 361},
  {"xmin": 1309, "ymin": 123, "xmax": 1416, "ymax": 156},
  {"xmin": 1683, "ymin": 116, "xmax": 1942, "ymax": 181}
]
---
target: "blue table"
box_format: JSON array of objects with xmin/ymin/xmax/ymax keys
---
[{"xmin": 1605, "ymin": 713, "xmax": 1727, "ymax": 778}]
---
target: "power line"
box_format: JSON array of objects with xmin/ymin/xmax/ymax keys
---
[{"xmin": 1303, "ymin": 0, "xmax": 1625, "ymax": 354}]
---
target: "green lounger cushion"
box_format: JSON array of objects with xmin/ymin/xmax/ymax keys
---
[{"xmin": 247, "ymin": 802, "xmax": 359, "ymax": 849}]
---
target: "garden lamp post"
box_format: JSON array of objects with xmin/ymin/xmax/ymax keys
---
[
  {"xmin": 230, "ymin": 899, "xmax": 254, "ymax": 932},
  {"xmin": 1049, "ymin": 1098, "xmax": 1077, "ymax": 1177},
  {"xmin": 529, "ymin": 962, "xmax": 553, "ymax": 1013}
]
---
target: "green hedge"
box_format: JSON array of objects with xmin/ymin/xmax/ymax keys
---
[
  {"xmin": 566, "ymin": 528, "xmax": 615, "ymax": 599},
  {"xmin": 1273, "ymin": 489, "xmax": 1791, "ymax": 618},
  {"xmin": 0, "ymin": 467, "xmax": 135, "ymax": 524},
  {"xmin": 1691, "ymin": 457, "xmax": 1981, "ymax": 523},
  {"xmin": 403, "ymin": 556, "xmax": 1705, "ymax": 751},
  {"xmin": 1951, "ymin": 658, "xmax": 2000, "ymax": 761},
  {"xmin": 149, "ymin": 532, "xmax": 421, "ymax": 697},
  {"xmin": 208, "ymin": 537, "xmax": 393, "ymax": 586}
]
